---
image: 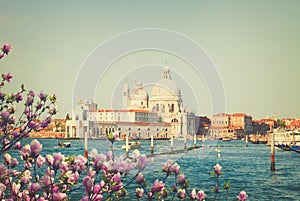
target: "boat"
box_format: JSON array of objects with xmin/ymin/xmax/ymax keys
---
[
  {"xmin": 290, "ymin": 145, "xmax": 300, "ymax": 153},
  {"xmin": 121, "ymin": 141, "xmax": 141, "ymax": 149},
  {"xmin": 222, "ymin": 136, "xmax": 231, "ymax": 141},
  {"xmin": 58, "ymin": 142, "xmax": 71, "ymax": 148},
  {"xmin": 275, "ymin": 143, "xmax": 291, "ymax": 151}
]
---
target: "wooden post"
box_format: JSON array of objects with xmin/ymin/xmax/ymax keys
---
[
  {"xmin": 194, "ymin": 134, "xmax": 197, "ymax": 148},
  {"xmin": 150, "ymin": 135, "xmax": 154, "ymax": 154},
  {"xmin": 184, "ymin": 133, "xmax": 187, "ymax": 150},
  {"xmin": 246, "ymin": 134, "xmax": 248, "ymax": 147},
  {"xmin": 217, "ymin": 145, "xmax": 221, "ymax": 158},
  {"xmin": 202, "ymin": 134, "xmax": 205, "ymax": 147},
  {"xmin": 84, "ymin": 131, "xmax": 88, "ymax": 158},
  {"xmin": 125, "ymin": 134, "xmax": 129, "ymax": 158},
  {"xmin": 170, "ymin": 137, "xmax": 174, "ymax": 151},
  {"xmin": 270, "ymin": 131, "xmax": 275, "ymax": 171}
]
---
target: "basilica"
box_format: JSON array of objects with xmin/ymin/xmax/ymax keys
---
[{"xmin": 66, "ymin": 66, "xmax": 198, "ymax": 139}]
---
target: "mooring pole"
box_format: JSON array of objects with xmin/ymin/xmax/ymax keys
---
[
  {"xmin": 150, "ymin": 135, "xmax": 154, "ymax": 154},
  {"xmin": 170, "ymin": 137, "xmax": 174, "ymax": 151},
  {"xmin": 84, "ymin": 131, "xmax": 88, "ymax": 158},
  {"xmin": 125, "ymin": 134, "xmax": 129, "ymax": 158},
  {"xmin": 202, "ymin": 134, "xmax": 205, "ymax": 147},
  {"xmin": 270, "ymin": 132, "xmax": 275, "ymax": 171},
  {"xmin": 217, "ymin": 145, "xmax": 221, "ymax": 158},
  {"xmin": 194, "ymin": 134, "xmax": 197, "ymax": 148},
  {"xmin": 246, "ymin": 134, "xmax": 248, "ymax": 147},
  {"xmin": 184, "ymin": 133, "xmax": 187, "ymax": 150}
]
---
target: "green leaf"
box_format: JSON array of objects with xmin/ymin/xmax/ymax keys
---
[{"xmin": 21, "ymin": 83, "xmax": 25, "ymax": 91}]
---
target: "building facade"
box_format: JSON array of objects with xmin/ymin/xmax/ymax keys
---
[
  {"xmin": 209, "ymin": 113, "xmax": 253, "ymax": 139},
  {"xmin": 66, "ymin": 66, "xmax": 197, "ymax": 139}
]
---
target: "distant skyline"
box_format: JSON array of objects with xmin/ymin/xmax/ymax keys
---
[{"xmin": 1, "ymin": 1, "xmax": 300, "ymax": 119}]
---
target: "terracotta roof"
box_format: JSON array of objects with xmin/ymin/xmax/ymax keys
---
[
  {"xmin": 116, "ymin": 122, "xmax": 170, "ymax": 126},
  {"xmin": 90, "ymin": 109, "xmax": 154, "ymax": 113}
]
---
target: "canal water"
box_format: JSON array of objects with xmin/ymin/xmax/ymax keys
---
[{"xmin": 18, "ymin": 139, "xmax": 300, "ymax": 200}]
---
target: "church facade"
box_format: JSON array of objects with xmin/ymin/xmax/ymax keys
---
[{"xmin": 66, "ymin": 66, "xmax": 197, "ymax": 139}]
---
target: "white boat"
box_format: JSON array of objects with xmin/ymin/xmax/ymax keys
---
[
  {"xmin": 121, "ymin": 141, "xmax": 141, "ymax": 149},
  {"xmin": 58, "ymin": 142, "xmax": 71, "ymax": 148},
  {"xmin": 222, "ymin": 136, "xmax": 231, "ymax": 141}
]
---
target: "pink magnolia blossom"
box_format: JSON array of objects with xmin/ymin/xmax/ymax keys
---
[
  {"xmin": 136, "ymin": 188, "xmax": 144, "ymax": 199},
  {"xmin": 41, "ymin": 175, "xmax": 53, "ymax": 186},
  {"xmin": 197, "ymin": 190, "xmax": 206, "ymax": 201},
  {"xmin": 130, "ymin": 149, "xmax": 140, "ymax": 160},
  {"xmin": 162, "ymin": 159, "xmax": 180, "ymax": 175},
  {"xmin": 90, "ymin": 149, "xmax": 98, "ymax": 158},
  {"xmin": 67, "ymin": 171, "xmax": 79, "ymax": 184},
  {"xmin": 73, "ymin": 155, "xmax": 87, "ymax": 172},
  {"xmin": 112, "ymin": 156, "xmax": 134, "ymax": 173},
  {"xmin": 190, "ymin": 189, "xmax": 197, "ymax": 199},
  {"xmin": 53, "ymin": 153, "xmax": 64, "ymax": 170},
  {"xmin": 45, "ymin": 154, "xmax": 54, "ymax": 165},
  {"xmin": 12, "ymin": 182, "xmax": 21, "ymax": 195},
  {"xmin": 16, "ymin": 92, "xmax": 23, "ymax": 102},
  {"xmin": 151, "ymin": 179, "xmax": 165, "ymax": 193},
  {"xmin": 136, "ymin": 154, "xmax": 148, "ymax": 171},
  {"xmin": 111, "ymin": 181, "xmax": 123, "ymax": 192},
  {"xmin": 30, "ymin": 139, "xmax": 42, "ymax": 157},
  {"xmin": 53, "ymin": 192, "xmax": 67, "ymax": 201},
  {"xmin": 136, "ymin": 173, "xmax": 145, "ymax": 184},
  {"xmin": 237, "ymin": 191, "xmax": 248, "ymax": 201},
  {"xmin": 177, "ymin": 174, "xmax": 187, "ymax": 185},
  {"xmin": 177, "ymin": 188, "xmax": 186, "ymax": 200},
  {"xmin": 3, "ymin": 153, "xmax": 12, "ymax": 164},
  {"xmin": 2, "ymin": 73, "xmax": 12, "ymax": 82},
  {"xmin": 21, "ymin": 144, "xmax": 31, "ymax": 158},
  {"xmin": 106, "ymin": 151, "xmax": 113, "ymax": 160},
  {"xmin": 14, "ymin": 141, "xmax": 21, "ymax": 150},
  {"xmin": 11, "ymin": 158, "xmax": 19, "ymax": 168},
  {"xmin": 93, "ymin": 153, "xmax": 106, "ymax": 171},
  {"xmin": 2, "ymin": 43, "xmax": 11, "ymax": 54},
  {"xmin": 214, "ymin": 163, "xmax": 222, "ymax": 176},
  {"xmin": 39, "ymin": 92, "xmax": 47, "ymax": 102},
  {"xmin": 88, "ymin": 168, "xmax": 96, "ymax": 178},
  {"xmin": 93, "ymin": 184, "xmax": 101, "ymax": 194},
  {"xmin": 82, "ymin": 176, "xmax": 93, "ymax": 193},
  {"xmin": 1, "ymin": 111, "xmax": 10, "ymax": 119},
  {"xmin": 36, "ymin": 155, "xmax": 45, "ymax": 167},
  {"xmin": 92, "ymin": 194, "xmax": 103, "ymax": 201},
  {"xmin": 20, "ymin": 170, "xmax": 31, "ymax": 184},
  {"xmin": 28, "ymin": 182, "xmax": 41, "ymax": 195},
  {"xmin": 0, "ymin": 182, "xmax": 6, "ymax": 194},
  {"xmin": 59, "ymin": 161, "xmax": 69, "ymax": 173}
]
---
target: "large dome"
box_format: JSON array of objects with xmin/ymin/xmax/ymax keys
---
[
  {"xmin": 151, "ymin": 79, "xmax": 181, "ymax": 97},
  {"xmin": 151, "ymin": 66, "xmax": 181, "ymax": 98}
]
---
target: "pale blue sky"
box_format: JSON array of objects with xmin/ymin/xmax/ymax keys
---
[{"xmin": 1, "ymin": 1, "xmax": 299, "ymax": 119}]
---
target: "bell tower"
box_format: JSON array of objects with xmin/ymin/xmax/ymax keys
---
[{"xmin": 122, "ymin": 81, "xmax": 130, "ymax": 109}]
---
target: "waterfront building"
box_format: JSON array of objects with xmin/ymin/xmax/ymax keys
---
[
  {"xmin": 66, "ymin": 66, "xmax": 197, "ymax": 139},
  {"xmin": 208, "ymin": 113, "xmax": 253, "ymax": 139}
]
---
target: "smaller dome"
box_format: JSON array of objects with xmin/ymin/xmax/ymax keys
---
[{"xmin": 131, "ymin": 87, "xmax": 148, "ymax": 101}]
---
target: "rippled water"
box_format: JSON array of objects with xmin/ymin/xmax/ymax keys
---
[{"xmin": 19, "ymin": 139, "xmax": 300, "ymax": 200}]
